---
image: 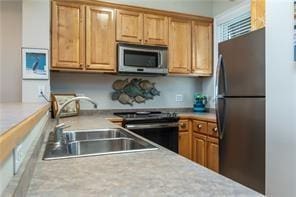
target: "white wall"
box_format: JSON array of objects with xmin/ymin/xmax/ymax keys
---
[
  {"xmin": 104, "ymin": 0, "xmax": 213, "ymax": 17},
  {"xmin": 51, "ymin": 73, "xmax": 202, "ymax": 109},
  {"xmin": 22, "ymin": 0, "xmax": 50, "ymax": 103},
  {"xmin": 265, "ymin": 0, "xmax": 296, "ymax": 196},
  {"xmin": 0, "ymin": 1, "xmax": 22, "ymax": 102},
  {"xmin": 212, "ymin": 0, "xmax": 245, "ymax": 16}
]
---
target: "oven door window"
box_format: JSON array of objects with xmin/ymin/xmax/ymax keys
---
[
  {"xmin": 124, "ymin": 50, "xmax": 159, "ymax": 68},
  {"xmin": 129, "ymin": 127, "xmax": 178, "ymax": 153}
]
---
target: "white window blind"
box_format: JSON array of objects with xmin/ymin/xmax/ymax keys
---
[{"xmin": 218, "ymin": 12, "xmax": 251, "ymax": 43}]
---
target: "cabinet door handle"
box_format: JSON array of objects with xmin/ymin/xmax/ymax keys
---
[
  {"xmin": 213, "ymin": 127, "xmax": 218, "ymax": 132},
  {"xmin": 79, "ymin": 64, "xmax": 83, "ymax": 67},
  {"xmin": 197, "ymin": 124, "xmax": 202, "ymax": 129}
]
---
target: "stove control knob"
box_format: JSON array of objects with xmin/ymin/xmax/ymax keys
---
[{"xmin": 172, "ymin": 112, "xmax": 177, "ymax": 117}]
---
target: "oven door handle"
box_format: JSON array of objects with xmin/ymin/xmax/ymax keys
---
[{"xmin": 125, "ymin": 122, "xmax": 179, "ymax": 130}]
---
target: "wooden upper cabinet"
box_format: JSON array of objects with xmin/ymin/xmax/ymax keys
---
[
  {"xmin": 51, "ymin": 1, "xmax": 85, "ymax": 69},
  {"xmin": 168, "ymin": 18, "xmax": 191, "ymax": 74},
  {"xmin": 116, "ymin": 10, "xmax": 143, "ymax": 44},
  {"xmin": 192, "ymin": 21, "xmax": 213, "ymax": 76},
  {"xmin": 251, "ymin": 0, "xmax": 265, "ymax": 31},
  {"xmin": 192, "ymin": 132, "xmax": 207, "ymax": 166},
  {"xmin": 86, "ymin": 6, "xmax": 116, "ymax": 72},
  {"xmin": 143, "ymin": 14, "xmax": 168, "ymax": 46}
]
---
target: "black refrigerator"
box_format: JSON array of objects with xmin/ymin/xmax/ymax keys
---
[{"xmin": 216, "ymin": 28, "xmax": 265, "ymax": 194}]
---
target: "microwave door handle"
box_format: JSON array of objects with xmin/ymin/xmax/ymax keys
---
[{"xmin": 158, "ymin": 52, "xmax": 161, "ymax": 67}]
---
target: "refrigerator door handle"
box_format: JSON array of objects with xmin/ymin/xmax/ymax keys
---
[
  {"xmin": 215, "ymin": 54, "xmax": 226, "ymax": 140},
  {"xmin": 215, "ymin": 54, "xmax": 223, "ymax": 98},
  {"xmin": 215, "ymin": 97, "xmax": 226, "ymax": 140}
]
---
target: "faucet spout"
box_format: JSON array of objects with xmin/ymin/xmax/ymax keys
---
[
  {"xmin": 53, "ymin": 96, "xmax": 98, "ymax": 147},
  {"xmin": 55, "ymin": 96, "xmax": 98, "ymax": 126}
]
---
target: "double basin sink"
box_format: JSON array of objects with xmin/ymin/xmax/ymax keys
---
[{"xmin": 43, "ymin": 128, "xmax": 158, "ymax": 160}]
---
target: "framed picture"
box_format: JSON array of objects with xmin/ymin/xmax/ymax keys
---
[
  {"xmin": 51, "ymin": 93, "xmax": 80, "ymax": 118},
  {"xmin": 22, "ymin": 48, "xmax": 49, "ymax": 79}
]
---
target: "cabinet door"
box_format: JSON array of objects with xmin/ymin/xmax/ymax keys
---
[
  {"xmin": 116, "ymin": 10, "xmax": 143, "ymax": 43},
  {"xmin": 52, "ymin": 1, "xmax": 85, "ymax": 69},
  {"xmin": 192, "ymin": 21, "xmax": 212, "ymax": 76},
  {"xmin": 179, "ymin": 132, "xmax": 191, "ymax": 159},
  {"xmin": 192, "ymin": 132, "xmax": 207, "ymax": 166},
  {"xmin": 143, "ymin": 14, "xmax": 168, "ymax": 46},
  {"xmin": 86, "ymin": 6, "xmax": 116, "ymax": 72},
  {"xmin": 251, "ymin": 0, "xmax": 265, "ymax": 31},
  {"xmin": 168, "ymin": 18, "xmax": 191, "ymax": 74},
  {"xmin": 207, "ymin": 137, "xmax": 219, "ymax": 172}
]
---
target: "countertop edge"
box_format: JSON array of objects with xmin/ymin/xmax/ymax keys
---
[
  {"xmin": 178, "ymin": 113, "xmax": 216, "ymax": 122},
  {"xmin": 0, "ymin": 103, "xmax": 50, "ymax": 164}
]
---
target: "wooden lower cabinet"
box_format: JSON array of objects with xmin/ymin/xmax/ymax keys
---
[
  {"xmin": 192, "ymin": 132, "xmax": 207, "ymax": 166},
  {"xmin": 207, "ymin": 137, "xmax": 219, "ymax": 172},
  {"xmin": 178, "ymin": 131, "xmax": 191, "ymax": 159},
  {"xmin": 179, "ymin": 119, "xmax": 219, "ymax": 173}
]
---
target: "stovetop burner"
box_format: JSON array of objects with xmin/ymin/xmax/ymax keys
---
[{"xmin": 114, "ymin": 111, "xmax": 178, "ymax": 122}]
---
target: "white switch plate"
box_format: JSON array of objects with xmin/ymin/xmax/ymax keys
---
[
  {"xmin": 37, "ymin": 86, "xmax": 45, "ymax": 97},
  {"xmin": 176, "ymin": 94, "xmax": 183, "ymax": 102},
  {"xmin": 13, "ymin": 144, "xmax": 23, "ymax": 174},
  {"xmin": 76, "ymin": 93, "xmax": 85, "ymax": 97}
]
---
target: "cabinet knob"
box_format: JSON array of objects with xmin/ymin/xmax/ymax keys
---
[
  {"xmin": 197, "ymin": 124, "xmax": 202, "ymax": 129},
  {"xmin": 213, "ymin": 127, "xmax": 218, "ymax": 132},
  {"xmin": 79, "ymin": 64, "xmax": 83, "ymax": 67},
  {"xmin": 139, "ymin": 39, "xmax": 142, "ymax": 42}
]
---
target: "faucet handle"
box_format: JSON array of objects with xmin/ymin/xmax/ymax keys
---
[{"xmin": 55, "ymin": 123, "xmax": 70, "ymax": 130}]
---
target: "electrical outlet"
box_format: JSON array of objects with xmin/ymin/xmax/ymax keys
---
[
  {"xmin": 13, "ymin": 144, "xmax": 23, "ymax": 174},
  {"xmin": 76, "ymin": 93, "xmax": 85, "ymax": 97},
  {"xmin": 176, "ymin": 94, "xmax": 183, "ymax": 102},
  {"xmin": 38, "ymin": 86, "xmax": 45, "ymax": 97}
]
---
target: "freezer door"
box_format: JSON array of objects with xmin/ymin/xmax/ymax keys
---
[
  {"xmin": 218, "ymin": 28, "xmax": 265, "ymax": 97},
  {"xmin": 219, "ymin": 97, "xmax": 265, "ymax": 194}
]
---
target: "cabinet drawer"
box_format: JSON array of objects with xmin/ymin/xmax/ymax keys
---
[
  {"xmin": 192, "ymin": 120, "xmax": 207, "ymax": 134},
  {"xmin": 207, "ymin": 122, "xmax": 218, "ymax": 138},
  {"xmin": 179, "ymin": 119, "xmax": 189, "ymax": 131}
]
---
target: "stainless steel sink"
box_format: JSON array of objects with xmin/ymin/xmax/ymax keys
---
[
  {"xmin": 43, "ymin": 128, "xmax": 157, "ymax": 160},
  {"xmin": 68, "ymin": 138, "xmax": 148, "ymax": 155},
  {"xmin": 64, "ymin": 129, "xmax": 126, "ymax": 141}
]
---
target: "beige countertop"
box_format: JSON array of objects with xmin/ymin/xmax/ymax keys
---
[
  {"xmin": 178, "ymin": 112, "xmax": 216, "ymax": 122},
  {"xmin": 0, "ymin": 102, "xmax": 50, "ymax": 136},
  {"xmin": 26, "ymin": 115, "xmax": 260, "ymax": 197}
]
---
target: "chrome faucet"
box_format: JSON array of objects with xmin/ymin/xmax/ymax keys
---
[{"xmin": 53, "ymin": 96, "xmax": 98, "ymax": 147}]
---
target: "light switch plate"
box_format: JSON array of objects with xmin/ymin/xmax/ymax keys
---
[
  {"xmin": 176, "ymin": 94, "xmax": 183, "ymax": 102},
  {"xmin": 13, "ymin": 144, "xmax": 23, "ymax": 174}
]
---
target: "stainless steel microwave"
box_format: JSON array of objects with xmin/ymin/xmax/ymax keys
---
[{"xmin": 118, "ymin": 43, "xmax": 168, "ymax": 75}]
